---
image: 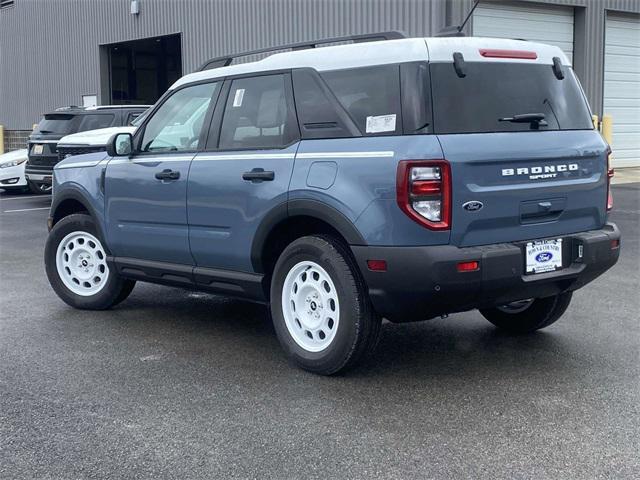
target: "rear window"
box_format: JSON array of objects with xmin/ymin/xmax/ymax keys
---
[
  {"xmin": 35, "ymin": 114, "xmax": 79, "ymax": 135},
  {"xmin": 430, "ymin": 62, "xmax": 593, "ymax": 134},
  {"xmin": 321, "ymin": 65, "xmax": 401, "ymax": 136}
]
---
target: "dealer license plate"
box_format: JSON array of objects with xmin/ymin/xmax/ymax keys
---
[
  {"xmin": 32, "ymin": 144, "xmax": 44, "ymax": 155},
  {"xmin": 525, "ymin": 239, "xmax": 563, "ymax": 274}
]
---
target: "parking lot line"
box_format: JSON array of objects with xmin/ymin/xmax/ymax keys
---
[
  {"xmin": 3, "ymin": 207, "xmax": 50, "ymax": 213},
  {"xmin": 0, "ymin": 195, "xmax": 52, "ymax": 201}
]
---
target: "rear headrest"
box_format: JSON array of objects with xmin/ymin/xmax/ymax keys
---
[{"xmin": 256, "ymin": 89, "xmax": 285, "ymax": 128}]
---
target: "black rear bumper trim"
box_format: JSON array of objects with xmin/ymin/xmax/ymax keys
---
[{"xmin": 351, "ymin": 223, "xmax": 621, "ymax": 323}]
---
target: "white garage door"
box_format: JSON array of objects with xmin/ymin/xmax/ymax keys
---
[
  {"xmin": 473, "ymin": 2, "xmax": 574, "ymax": 63},
  {"xmin": 604, "ymin": 14, "xmax": 640, "ymax": 168}
]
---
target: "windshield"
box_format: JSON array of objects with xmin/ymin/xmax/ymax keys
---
[
  {"xmin": 430, "ymin": 62, "xmax": 593, "ymax": 134},
  {"xmin": 35, "ymin": 114, "xmax": 80, "ymax": 135}
]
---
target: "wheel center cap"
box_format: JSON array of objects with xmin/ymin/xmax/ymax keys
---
[
  {"xmin": 310, "ymin": 301, "xmax": 317, "ymax": 311},
  {"xmin": 82, "ymin": 259, "xmax": 88, "ymax": 267}
]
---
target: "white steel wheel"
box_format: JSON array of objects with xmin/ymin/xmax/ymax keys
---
[
  {"xmin": 55, "ymin": 231, "xmax": 109, "ymax": 296},
  {"xmin": 281, "ymin": 260, "xmax": 340, "ymax": 352}
]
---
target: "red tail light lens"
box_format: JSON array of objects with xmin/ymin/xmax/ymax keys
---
[
  {"xmin": 607, "ymin": 148, "xmax": 614, "ymax": 211},
  {"xmin": 397, "ymin": 160, "xmax": 451, "ymax": 230},
  {"xmin": 457, "ymin": 261, "xmax": 479, "ymax": 272}
]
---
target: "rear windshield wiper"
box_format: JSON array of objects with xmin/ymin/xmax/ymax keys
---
[{"xmin": 499, "ymin": 113, "xmax": 547, "ymax": 125}]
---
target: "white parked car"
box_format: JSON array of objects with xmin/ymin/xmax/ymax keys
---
[{"xmin": 0, "ymin": 149, "xmax": 30, "ymax": 193}]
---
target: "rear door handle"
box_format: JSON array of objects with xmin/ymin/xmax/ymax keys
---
[
  {"xmin": 242, "ymin": 168, "xmax": 275, "ymax": 182},
  {"xmin": 155, "ymin": 169, "xmax": 180, "ymax": 181}
]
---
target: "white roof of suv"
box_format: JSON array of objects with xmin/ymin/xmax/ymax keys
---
[{"xmin": 172, "ymin": 37, "xmax": 570, "ymax": 90}]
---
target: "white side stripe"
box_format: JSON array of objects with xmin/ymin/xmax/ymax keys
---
[
  {"xmin": 109, "ymin": 156, "xmax": 194, "ymax": 165},
  {"xmin": 56, "ymin": 160, "xmax": 106, "ymax": 169},
  {"xmin": 104, "ymin": 151, "xmax": 395, "ymax": 165},
  {"xmin": 195, "ymin": 153, "xmax": 295, "ymax": 161},
  {"xmin": 296, "ymin": 151, "xmax": 394, "ymax": 159}
]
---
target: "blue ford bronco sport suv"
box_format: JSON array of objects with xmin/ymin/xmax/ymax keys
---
[{"xmin": 45, "ymin": 33, "xmax": 620, "ymax": 375}]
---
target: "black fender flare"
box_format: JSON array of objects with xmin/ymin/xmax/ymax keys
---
[{"xmin": 250, "ymin": 198, "xmax": 366, "ymax": 273}]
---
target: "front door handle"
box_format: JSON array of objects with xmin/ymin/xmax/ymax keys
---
[
  {"xmin": 242, "ymin": 168, "xmax": 275, "ymax": 183},
  {"xmin": 155, "ymin": 169, "xmax": 180, "ymax": 181}
]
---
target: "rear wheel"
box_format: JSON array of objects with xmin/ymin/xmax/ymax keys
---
[
  {"xmin": 270, "ymin": 235, "xmax": 381, "ymax": 375},
  {"xmin": 45, "ymin": 213, "xmax": 135, "ymax": 310},
  {"xmin": 480, "ymin": 292, "xmax": 573, "ymax": 333}
]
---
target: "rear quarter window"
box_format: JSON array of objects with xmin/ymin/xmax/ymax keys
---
[
  {"xmin": 77, "ymin": 114, "xmax": 115, "ymax": 132},
  {"xmin": 321, "ymin": 65, "xmax": 402, "ymax": 136},
  {"xmin": 430, "ymin": 62, "xmax": 593, "ymax": 134}
]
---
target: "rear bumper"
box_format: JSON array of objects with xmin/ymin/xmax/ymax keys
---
[
  {"xmin": 351, "ymin": 223, "xmax": 621, "ymax": 323},
  {"xmin": 25, "ymin": 171, "xmax": 53, "ymax": 185}
]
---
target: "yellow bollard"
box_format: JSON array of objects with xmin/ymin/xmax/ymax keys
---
[
  {"xmin": 592, "ymin": 114, "xmax": 599, "ymax": 131},
  {"xmin": 602, "ymin": 114, "xmax": 613, "ymax": 147},
  {"xmin": 0, "ymin": 125, "xmax": 4, "ymax": 155}
]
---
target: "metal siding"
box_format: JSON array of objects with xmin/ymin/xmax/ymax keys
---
[
  {"xmin": 604, "ymin": 12, "xmax": 640, "ymax": 167},
  {"xmin": 0, "ymin": 0, "xmax": 445, "ymax": 129},
  {"xmin": 2, "ymin": 0, "xmax": 639, "ymax": 130}
]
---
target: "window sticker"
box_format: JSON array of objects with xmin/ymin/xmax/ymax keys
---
[
  {"xmin": 366, "ymin": 114, "xmax": 396, "ymax": 133},
  {"xmin": 233, "ymin": 88, "xmax": 245, "ymax": 107}
]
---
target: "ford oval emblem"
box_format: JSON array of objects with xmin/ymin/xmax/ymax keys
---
[
  {"xmin": 535, "ymin": 252, "xmax": 553, "ymax": 263},
  {"xmin": 462, "ymin": 200, "xmax": 484, "ymax": 212}
]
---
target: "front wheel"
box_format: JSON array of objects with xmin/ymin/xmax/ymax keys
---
[
  {"xmin": 480, "ymin": 292, "xmax": 573, "ymax": 333},
  {"xmin": 270, "ymin": 235, "xmax": 381, "ymax": 375},
  {"xmin": 45, "ymin": 213, "xmax": 135, "ymax": 310}
]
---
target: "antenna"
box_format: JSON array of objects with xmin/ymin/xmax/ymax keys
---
[
  {"xmin": 458, "ymin": 0, "xmax": 481, "ymax": 34},
  {"xmin": 435, "ymin": 0, "xmax": 481, "ymax": 37}
]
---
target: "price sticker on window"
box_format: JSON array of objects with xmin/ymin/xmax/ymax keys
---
[
  {"xmin": 366, "ymin": 114, "xmax": 396, "ymax": 133},
  {"xmin": 233, "ymin": 88, "xmax": 245, "ymax": 107}
]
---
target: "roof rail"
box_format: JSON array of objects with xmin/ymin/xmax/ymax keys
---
[{"xmin": 198, "ymin": 31, "xmax": 406, "ymax": 71}]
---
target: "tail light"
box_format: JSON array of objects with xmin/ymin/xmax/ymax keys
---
[
  {"xmin": 606, "ymin": 147, "xmax": 614, "ymax": 211},
  {"xmin": 396, "ymin": 160, "xmax": 451, "ymax": 230}
]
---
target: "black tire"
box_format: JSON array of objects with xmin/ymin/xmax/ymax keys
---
[
  {"xmin": 45, "ymin": 213, "xmax": 135, "ymax": 310},
  {"xmin": 270, "ymin": 235, "xmax": 381, "ymax": 375},
  {"xmin": 480, "ymin": 292, "xmax": 573, "ymax": 333}
]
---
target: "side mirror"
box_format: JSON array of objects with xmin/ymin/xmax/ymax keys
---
[{"xmin": 107, "ymin": 133, "xmax": 133, "ymax": 157}]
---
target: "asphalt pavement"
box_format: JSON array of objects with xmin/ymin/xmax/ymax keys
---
[{"xmin": 0, "ymin": 185, "xmax": 638, "ymax": 479}]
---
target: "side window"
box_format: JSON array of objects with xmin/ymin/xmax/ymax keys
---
[
  {"xmin": 141, "ymin": 82, "xmax": 218, "ymax": 153},
  {"xmin": 77, "ymin": 114, "xmax": 115, "ymax": 132},
  {"xmin": 292, "ymin": 69, "xmax": 357, "ymax": 139},
  {"xmin": 321, "ymin": 65, "xmax": 402, "ymax": 136},
  {"xmin": 219, "ymin": 74, "xmax": 294, "ymax": 149}
]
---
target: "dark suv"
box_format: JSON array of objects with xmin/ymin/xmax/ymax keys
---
[{"xmin": 25, "ymin": 105, "xmax": 149, "ymax": 193}]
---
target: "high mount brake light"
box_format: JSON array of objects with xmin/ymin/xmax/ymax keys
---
[
  {"xmin": 396, "ymin": 160, "xmax": 451, "ymax": 231},
  {"xmin": 607, "ymin": 147, "xmax": 614, "ymax": 211},
  {"xmin": 479, "ymin": 49, "xmax": 538, "ymax": 60}
]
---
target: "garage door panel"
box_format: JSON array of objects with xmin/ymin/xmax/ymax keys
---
[
  {"xmin": 473, "ymin": 3, "xmax": 574, "ymax": 62},
  {"xmin": 604, "ymin": 56, "xmax": 640, "ymax": 74},
  {"xmin": 604, "ymin": 13, "xmax": 640, "ymax": 167},
  {"xmin": 604, "ymin": 84, "xmax": 640, "ymax": 100}
]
